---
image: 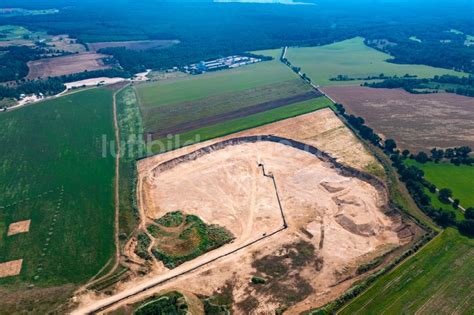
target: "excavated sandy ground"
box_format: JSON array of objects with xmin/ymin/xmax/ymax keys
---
[
  {"xmin": 112, "ymin": 140, "xmax": 400, "ymax": 313},
  {"xmin": 7, "ymin": 220, "xmax": 31, "ymax": 236},
  {"xmin": 74, "ymin": 109, "xmax": 400, "ymax": 314},
  {"xmin": 0, "ymin": 259, "xmax": 23, "ymax": 278}
]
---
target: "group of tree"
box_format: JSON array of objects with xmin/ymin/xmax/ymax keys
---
[
  {"xmin": 363, "ymin": 74, "xmax": 474, "ymax": 98},
  {"xmin": 428, "ymin": 146, "xmax": 473, "ymax": 165},
  {"xmin": 280, "ymin": 51, "xmax": 312, "ymax": 84},
  {"xmin": 390, "ymin": 151, "xmax": 473, "ymax": 236},
  {"xmin": 334, "ymin": 104, "xmax": 381, "ymax": 145},
  {"xmin": 330, "ymin": 73, "xmax": 400, "ymax": 82},
  {"xmin": 334, "ymin": 102, "xmax": 474, "ymax": 237},
  {"xmin": 382, "ymin": 145, "xmax": 473, "ymax": 166}
]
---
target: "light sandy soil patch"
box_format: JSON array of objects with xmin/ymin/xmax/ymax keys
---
[
  {"xmin": 27, "ymin": 52, "xmax": 111, "ymax": 79},
  {"xmin": 90, "ymin": 137, "xmax": 406, "ymax": 314},
  {"xmin": 15, "ymin": 94, "xmax": 43, "ymax": 106},
  {"xmin": 72, "ymin": 110, "xmax": 413, "ymax": 314},
  {"xmin": 7, "ymin": 220, "xmax": 31, "ymax": 236},
  {"xmin": 0, "ymin": 259, "xmax": 23, "ymax": 278},
  {"xmin": 132, "ymin": 70, "xmax": 151, "ymax": 82},
  {"xmin": 322, "ymin": 86, "xmax": 474, "ymax": 152},
  {"xmin": 64, "ymin": 77, "xmax": 127, "ymax": 90}
]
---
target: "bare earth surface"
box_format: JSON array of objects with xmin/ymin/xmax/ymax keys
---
[
  {"xmin": 322, "ymin": 86, "xmax": 474, "ymax": 152},
  {"xmin": 64, "ymin": 77, "xmax": 127, "ymax": 90},
  {"xmin": 27, "ymin": 52, "xmax": 111, "ymax": 79},
  {"xmin": 0, "ymin": 259, "xmax": 23, "ymax": 278},
  {"xmin": 7, "ymin": 220, "xmax": 31, "ymax": 236},
  {"xmin": 72, "ymin": 110, "xmax": 407, "ymax": 314}
]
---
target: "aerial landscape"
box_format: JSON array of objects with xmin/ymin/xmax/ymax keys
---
[{"xmin": 0, "ymin": 0, "xmax": 472, "ymax": 314}]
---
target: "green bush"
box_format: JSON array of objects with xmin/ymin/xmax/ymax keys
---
[{"xmin": 251, "ymin": 276, "xmax": 266, "ymax": 284}]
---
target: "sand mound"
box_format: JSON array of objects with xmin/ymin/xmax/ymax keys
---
[
  {"xmin": 7, "ymin": 220, "xmax": 31, "ymax": 236},
  {"xmin": 0, "ymin": 259, "xmax": 22, "ymax": 278}
]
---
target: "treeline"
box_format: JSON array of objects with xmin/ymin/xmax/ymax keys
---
[
  {"xmin": 281, "ymin": 53, "xmax": 313, "ymax": 84},
  {"xmin": 410, "ymin": 146, "xmax": 473, "ymax": 166},
  {"xmin": 333, "ymin": 103, "xmax": 474, "ymax": 237},
  {"xmin": 0, "ymin": 68, "xmax": 131, "ymax": 101},
  {"xmin": 330, "ymin": 73, "xmax": 415, "ymax": 82},
  {"xmin": 0, "ymin": 78, "xmax": 64, "ymax": 100},
  {"xmin": 364, "ymin": 74, "xmax": 474, "ymax": 97},
  {"xmin": 334, "ymin": 104, "xmax": 381, "ymax": 145}
]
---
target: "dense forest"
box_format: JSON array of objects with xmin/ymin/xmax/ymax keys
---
[
  {"xmin": 0, "ymin": 45, "xmax": 45, "ymax": 82},
  {"xmin": 0, "ymin": 0, "xmax": 472, "ymax": 75}
]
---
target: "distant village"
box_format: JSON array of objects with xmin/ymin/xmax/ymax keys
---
[{"xmin": 183, "ymin": 55, "xmax": 263, "ymax": 74}]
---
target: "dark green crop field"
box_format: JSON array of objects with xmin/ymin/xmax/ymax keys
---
[
  {"xmin": 0, "ymin": 88, "xmax": 116, "ymax": 288},
  {"xmin": 139, "ymin": 79, "xmax": 315, "ymax": 139},
  {"xmin": 148, "ymin": 96, "xmax": 333, "ymax": 154},
  {"xmin": 338, "ymin": 228, "xmax": 474, "ymax": 315}
]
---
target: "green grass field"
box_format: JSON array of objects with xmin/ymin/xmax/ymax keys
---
[
  {"xmin": 338, "ymin": 228, "xmax": 474, "ymax": 315},
  {"xmin": 135, "ymin": 48, "xmax": 294, "ymax": 108},
  {"xmin": 406, "ymin": 160, "xmax": 474, "ymax": 209},
  {"xmin": 148, "ymin": 96, "xmax": 333, "ymax": 154},
  {"xmin": 286, "ymin": 37, "xmax": 466, "ymax": 86},
  {"xmin": 0, "ymin": 88, "xmax": 115, "ymax": 287}
]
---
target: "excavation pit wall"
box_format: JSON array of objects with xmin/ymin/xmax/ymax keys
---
[
  {"xmin": 148, "ymin": 135, "xmax": 390, "ymax": 211},
  {"xmin": 124, "ymin": 134, "xmax": 412, "ymax": 314}
]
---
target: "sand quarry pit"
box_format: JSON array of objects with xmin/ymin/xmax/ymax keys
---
[
  {"xmin": 7, "ymin": 220, "xmax": 31, "ymax": 236},
  {"xmin": 74, "ymin": 110, "xmax": 419, "ymax": 315},
  {"xmin": 121, "ymin": 136, "xmax": 407, "ymax": 313}
]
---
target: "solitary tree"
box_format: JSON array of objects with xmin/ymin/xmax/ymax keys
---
[
  {"xmin": 452, "ymin": 199, "xmax": 460, "ymax": 209},
  {"xmin": 415, "ymin": 152, "xmax": 429, "ymax": 163},
  {"xmin": 384, "ymin": 139, "xmax": 397, "ymax": 152},
  {"xmin": 438, "ymin": 188, "xmax": 453, "ymax": 203},
  {"xmin": 465, "ymin": 208, "xmax": 474, "ymax": 220}
]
